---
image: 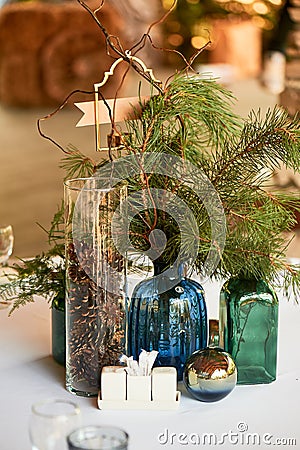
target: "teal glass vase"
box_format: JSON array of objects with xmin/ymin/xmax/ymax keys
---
[
  {"xmin": 219, "ymin": 277, "xmax": 278, "ymax": 385},
  {"xmin": 51, "ymin": 298, "xmax": 66, "ymax": 367},
  {"xmin": 128, "ymin": 262, "xmax": 207, "ymax": 381}
]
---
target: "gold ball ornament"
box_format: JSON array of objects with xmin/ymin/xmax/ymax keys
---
[{"xmin": 183, "ymin": 347, "xmax": 237, "ymax": 402}]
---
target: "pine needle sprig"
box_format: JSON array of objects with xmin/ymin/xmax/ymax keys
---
[
  {"xmin": 46, "ymin": 200, "xmax": 65, "ymax": 247},
  {"xmin": 0, "ymin": 203, "xmax": 66, "ymax": 314},
  {"xmin": 164, "ymin": 75, "xmax": 241, "ymax": 148},
  {"xmin": 107, "ymin": 77, "xmax": 300, "ymax": 299},
  {"xmin": 212, "ymin": 107, "xmax": 300, "ymax": 186},
  {"xmin": 0, "ymin": 254, "xmax": 65, "ymax": 315},
  {"xmin": 124, "ymin": 75, "xmax": 242, "ymax": 164},
  {"xmin": 60, "ymin": 145, "xmax": 97, "ymax": 180}
]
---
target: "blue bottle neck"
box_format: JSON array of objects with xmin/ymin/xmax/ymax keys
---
[{"xmin": 153, "ymin": 261, "xmax": 186, "ymax": 278}]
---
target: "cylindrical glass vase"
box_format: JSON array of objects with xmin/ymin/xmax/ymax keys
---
[{"xmin": 64, "ymin": 178, "xmax": 127, "ymax": 397}]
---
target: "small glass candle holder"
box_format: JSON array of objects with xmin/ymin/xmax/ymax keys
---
[
  {"xmin": 0, "ymin": 224, "xmax": 13, "ymax": 266},
  {"xmin": 29, "ymin": 398, "xmax": 81, "ymax": 450},
  {"xmin": 67, "ymin": 426, "xmax": 129, "ymax": 450}
]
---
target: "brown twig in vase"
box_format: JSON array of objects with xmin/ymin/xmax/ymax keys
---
[{"xmin": 77, "ymin": 0, "xmax": 164, "ymax": 94}]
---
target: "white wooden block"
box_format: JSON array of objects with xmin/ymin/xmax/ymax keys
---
[
  {"xmin": 101, "ymin": 366, "xmax": 126, "ymax": 401},
  {"xmin": 126, "ymin": 375, "xmax": 151, "ymax": 401},
  {"xmin": 151, "ymin": 367, "xmax": 177, "ymax": 402},
  {"xmin": 98, "ymin": 391, "xmax": 181, "ymax": 410}
]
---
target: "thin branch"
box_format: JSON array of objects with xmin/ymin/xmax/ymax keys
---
[
  {"xmin": 106, "ymin": 35, "xmax": 125, "ymax": 58},
  {"xmin": 37, "ymin": 88, "xmax": 113, "ymax": 154},
  {"xmin": 146, "ymin": 0, "xmax": 177, "ymax": 37},
  {"xmin": 77, "ymin": 0, "xmax": 124, "ymax": 58},
  {"xmin": 274, "ymin": 127, "xmax": 297, "ymax": 142},
  {"xmin": 130, "ymin": 0, "xmax": 177, "ymax": 55},
  {"xmin": 76, "ymin": 0, "xmax": 164, "ymax": 93},
  {"xmin": 94, "ymin": 0, "xmax": 105, "ymax": 15},
  {"xmin": 189, "ymin": 40, "xmax": 211, "ymax": 67}
]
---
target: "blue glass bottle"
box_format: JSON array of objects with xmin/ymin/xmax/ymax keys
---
[{"xmin": 128, "ymin": 262, "xmax": 207, "ymax": 380}]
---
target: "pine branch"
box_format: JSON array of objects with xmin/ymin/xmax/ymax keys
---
[
  {"xmin": 212, "ymin": 107, "xmax": 300, "ymax": 186},
  {"xmin": 0, "ymin": 254, "xmax": 65, "ymax": 315},
  {"xmin": 47, "ymin": 200, "xmax": 65, "ymax": 246},
  {"xmin": 0, "ymin": 202, "xmax": 67, "ymax": 314},
  {"xmin": 60, "ymin": 145, "xmax": 98, "ymax": 180}
]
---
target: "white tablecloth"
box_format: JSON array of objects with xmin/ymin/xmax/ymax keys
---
[{"xmin": 0, "ymin": 282, "xmax": 299, "ymax": 450}]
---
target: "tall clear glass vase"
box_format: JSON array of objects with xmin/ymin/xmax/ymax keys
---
[{"xmin": 64, "ymin": 178, "xmax": 127, "ymax": 397}]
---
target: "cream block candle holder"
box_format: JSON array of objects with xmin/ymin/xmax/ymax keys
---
[
  {"xmin": 127, "ymin": 375, "xmax": 151, "ymax": 402},
  {"xmin": 151, "ymin": 367, "xmax": 177, "ymax": 402},
  {"xmin": 98, "ymin": 366, "xmax": 180, "ymax": 410},
  {"xmin": 101, "ymin": 366, "xmax": 127, "ymax": 401}
]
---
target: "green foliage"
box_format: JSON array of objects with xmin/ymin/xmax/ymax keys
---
[
  {"xmin": 0, "ymin": 204, "xmax": 66, "ymax": 314},
  {"xmin": 161, "ymin": 0, "xmax": 281, "ymax": 60},
  {"xmin": 198, "ymin": 107, "xmax": 300, "ymax": 296},
  {"xmin": 60, "ymin": 145, "xmax": 96, "ymax": 180},
  {"xmin": 120, "ymin": 76, "xmax": 300, "ymax": 297},
  {"xmin": 2, "ymin": 73, "xmax": 300, "ymax": 310},
  {"xmin": 70, "ymin": 74, "xmax": 299, "ymax": 300},
  {"xmin": 125, "ymin": 74, "xmax": 241, "ymax": 160}
]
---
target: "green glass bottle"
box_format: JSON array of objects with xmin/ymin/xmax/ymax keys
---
[
  {"xmin": 51, "ymin": 294, "xmax": 66, "ymax": 367},
  {"xmin": 219, "ymin": 277, "xmax": 278, "ymax": 385}
]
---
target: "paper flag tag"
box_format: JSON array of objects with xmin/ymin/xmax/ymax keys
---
[{"xmin": 74, "ymin": 96, "xmax": 148, "ymax": 127}]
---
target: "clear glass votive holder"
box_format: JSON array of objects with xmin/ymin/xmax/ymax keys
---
[
  {"xmin": 0, "ymin": 224, "xmax": 13, "ymax": 266},
  {"xmin": 67, "ymin": 426, "xmax": 129, "ymax": 450},
  {"xmin": 29, "ymin": 398, "xmax": 81, "ymax": 450}
]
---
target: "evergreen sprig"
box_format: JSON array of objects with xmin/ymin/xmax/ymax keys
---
[
  {"xmin": 60, "ymin": 145, "xmax": 96, "ymax": 180},
  {"xmin": 212, "ymin": 107, "xmax": 300, "ymax": 185},
  {"xmin": 124, "ymin": 75, "xmax": 241, "ymax": 162},
  {"xmin": 0, "ymin": 204, "xmax": 66, "ymax": 314}
]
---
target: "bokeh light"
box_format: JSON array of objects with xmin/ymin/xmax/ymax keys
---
[{"xmin": 160, "ymin": 0, "xmax": 283, "ymax": 60}]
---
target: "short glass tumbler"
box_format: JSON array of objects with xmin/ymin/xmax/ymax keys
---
[
  {"xmin": 29, "ymin": 398, "xmax": 81, "ymax": 450},
  {"xmin": 67, "ymin": 426, "xmax": 129, "ymax": 450}
]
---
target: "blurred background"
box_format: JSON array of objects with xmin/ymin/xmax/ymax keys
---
[{"xmin": 0, "ymin": 0, "xmax": 299, "ymax": 258}]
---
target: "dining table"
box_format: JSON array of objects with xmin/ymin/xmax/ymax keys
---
[{"xmin": 0, "ymin": 276, "xmax": 299, "ymax": 450}]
